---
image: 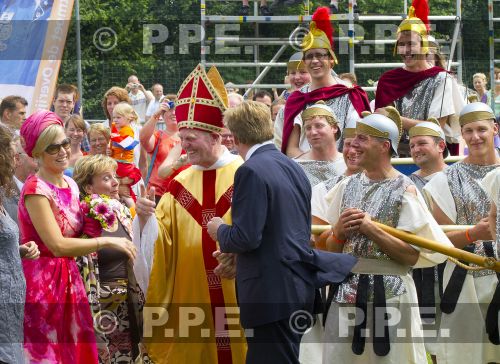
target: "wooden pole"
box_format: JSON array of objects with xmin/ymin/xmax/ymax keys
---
[
  {"xmin": 311, "ymin": 224, "xmax": 470, "ymax": 235},
  {"xmin": 311, "ymin": 223, "xmax": 500, "ymax": 272}
]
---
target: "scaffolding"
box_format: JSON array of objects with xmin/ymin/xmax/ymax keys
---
[
  {"xmin": 200, "ymin": 0, "xmax": 464, "ymax": 96},
  {"xmin": 488, "ymin": 0, "xmax": 499, "ymax": 113}
]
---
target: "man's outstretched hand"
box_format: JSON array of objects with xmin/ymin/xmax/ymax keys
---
[{"xmin": 136, "ymin": 185, "xmax": 156, "ymax": 232}]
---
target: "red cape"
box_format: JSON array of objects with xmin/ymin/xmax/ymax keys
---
[
  {"xmin": 374, "ymin": 66, "xmax": 446, "ymax": 109},
  {"xmin": 281, "ymin": 84, "xmax": 370, "ymax": 153}
]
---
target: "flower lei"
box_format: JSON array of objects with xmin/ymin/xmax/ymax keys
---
[{"xmin": 80, "ymin": 194, "xmax": 120, "ymax": 233}]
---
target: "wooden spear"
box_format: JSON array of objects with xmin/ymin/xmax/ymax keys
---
[
  {"xmin": 311, "ymin": 224, "xmax": 470, "ymax": 235},
  {"xmin": 311, "ymin": 223, "xmax": 500, "ymax": 272}
]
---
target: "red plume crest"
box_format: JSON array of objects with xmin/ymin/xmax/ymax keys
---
[
  {"xmin": 312, "ymin": 6, "xmax": 334, "ymax": 50},
  {"xmin": 412, "ymin": 0, "xmax": 430, "ymax": 31}
]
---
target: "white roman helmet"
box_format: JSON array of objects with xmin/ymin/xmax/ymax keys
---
[
  {"xmin": 343, "ymin": 118, "xmax": 357, "ymax": 139},
  {"xmin": 459, "ymin": 101, "xmax": 496, "ymax": 127},
  {"xmin": 408, "ymin": 117, "xmax": 449, "ymax": 158},
  {"xmin": 356, "ymin": 106, "xmax": 403, "ymax": 157}
]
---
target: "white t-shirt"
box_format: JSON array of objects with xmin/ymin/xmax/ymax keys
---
[
  {"xmin": 129, "ymin": 91, "xmax": 148, "ymax": 123},
  {"xmin": 146, "ymin": 99, "xmax": 161, "ymax": 120}
]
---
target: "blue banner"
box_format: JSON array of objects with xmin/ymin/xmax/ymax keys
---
[{"xmin": 0, "ymin": 0, "xmax": 74, "ymax": 113}]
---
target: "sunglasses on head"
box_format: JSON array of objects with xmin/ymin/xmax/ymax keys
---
[{"xmin": 45, "ymin": 138, "xmax": 71, "ymax": 155}]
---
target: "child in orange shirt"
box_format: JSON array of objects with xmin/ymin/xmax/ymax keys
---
[{"xmin": 110, "ymin": 102, "xmax": 141, "ymax": 205}]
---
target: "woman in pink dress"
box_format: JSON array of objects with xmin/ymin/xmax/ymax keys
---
[{"xmin": 19, "ymin": 111, "xmax": 137, "ymax": 363}]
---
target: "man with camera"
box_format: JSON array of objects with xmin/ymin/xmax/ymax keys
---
[
  {"xmin": 145, "ymin": 83, "xmax": 165, "ymax": 121},
  {"xmin": 140, "ymin": 96, "xmax": 180, "ymax": 204},
  {"xmin": 126, "ymin": 74, "xmax": 153, "ymax": 124}
]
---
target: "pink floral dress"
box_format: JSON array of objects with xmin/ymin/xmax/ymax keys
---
[{"xmin": 19, "ymin": 175, "xmax": 98, "ymax": 363}]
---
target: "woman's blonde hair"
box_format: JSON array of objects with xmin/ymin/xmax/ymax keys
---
[
  {"xmin": 88, "ymin": 123, "xmax": 111, "ymax": 141},
  {"xmin": 65, "ymin": 114, "xmax": 87, "ymax": 132},
  {"xmin": 112, "ymin": 102, "xmax": 139, "ymax": 124},
  {"xmin": 473, "ymin": 73, "xmax": 488, "ymax": 83},
  {"xmin": 73, "ymin": 154, "xmax": 117, "ymax": 196},
  {"xmin": 31, "ymin": 124, "xmax": 65, "ymax": 159}
]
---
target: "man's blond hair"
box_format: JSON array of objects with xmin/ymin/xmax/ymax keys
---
[{"xmin": 224, "ymin": 101, "xmax": 274, "ymax": 145}]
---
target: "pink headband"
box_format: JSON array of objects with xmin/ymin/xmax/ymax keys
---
[{"xmin": 20, "ymin": 111, "xmax": 64, "ymax": 157}]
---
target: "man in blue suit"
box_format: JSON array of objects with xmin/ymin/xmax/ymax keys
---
[{"xmin": 207, "ymin": 101, "xmax": 356, "ymax": 364}]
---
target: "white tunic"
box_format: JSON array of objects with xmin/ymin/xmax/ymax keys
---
[
  {"xmin": 482, "ymin": 168, "xmax": 500, "ymax": 205},
  {"xmin": 320, "ymin": 175, "xmax": 451, "ymax": 364},
  {"xmin": 424, "ymin": 169, "xmax": 500, "ymax": 364}
]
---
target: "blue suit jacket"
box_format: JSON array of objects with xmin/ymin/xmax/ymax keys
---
[{"xmin": 218, "ymin": 144, "xmax": 357, "ymax": 328}]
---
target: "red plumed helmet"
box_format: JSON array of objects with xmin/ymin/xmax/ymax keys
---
[
  {"xmin": 412, "ymin": 0, "xmax": 430, "ymax": 31},
  {"xmin": 302, "ymin": 6, "xmax": 338, "ymax": 63},
  {"xmin": 312, "ymin": 6, "xmax": 334, "ymax": 51}
]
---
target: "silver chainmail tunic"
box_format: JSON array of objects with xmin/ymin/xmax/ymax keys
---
[
  {"xmin": 394, "ymin": 76, "xmax": 442, "ymax": 121},
  {"xmin": 324, "ymin": 174, "xmax": 348, "ymax": 192},
  {"xmin": 409, "ymin": 173, "xmax": 428, "ymax": 194},
  {"xmin": 446, "ymin": 162, "xmax": 500, "ymax": 277},
  {"xmin": 295, "ymin": 159, "xmax": 343, "ymax": 187},
  {"xmin": 394, "ymin": 74, "xmax": 442, "ymax": 153},
  {"xmin": 335, "ymin": 173, "xmax": 412, "ymax": 304}
]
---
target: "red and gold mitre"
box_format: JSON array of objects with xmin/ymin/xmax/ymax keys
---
[{"xmin": 175, "ymin": 64, "xmax": 228, "ymax": 133}]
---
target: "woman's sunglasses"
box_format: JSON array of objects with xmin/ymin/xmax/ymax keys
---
[{"xmin": 45, "ymin": 138, "xmax": 71, "ymax": 155}]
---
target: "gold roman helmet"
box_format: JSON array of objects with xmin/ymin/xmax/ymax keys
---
[
  {"xmin": 301, "ymin": 6, "xmax": 338, "ymax": 65},
  {"xmin": 287, "ymin": 52, "xmax": 307, "ymax": 72},
  {"xmin": 395, "ymin": 0, "xmax": 430, "ymax": 55},
  {"xmin": 301, "ymin": 101, "xmax": 341, "ymax": 140},
  {"xmin": 343, "ymin": 118, "xmax": 357, "ymax": 139},
  {"xmin": 409, "ymin": 117, "xmax": 449, "ymax": 158}
]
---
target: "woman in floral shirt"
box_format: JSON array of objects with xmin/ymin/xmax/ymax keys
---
[{"xmin": 73, "ymin": 154, "xmax": 149, "ymax": 363}]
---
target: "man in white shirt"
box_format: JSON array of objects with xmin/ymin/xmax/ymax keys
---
[
  {"xmin": 127, "ymin": 75, "xmax": 153, "ymax": 123},
  {"xmin": 145, "ymin": 83, "xmax": 164, "ymax": 121}
]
